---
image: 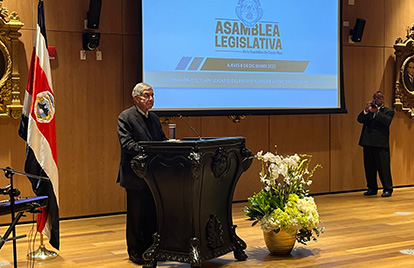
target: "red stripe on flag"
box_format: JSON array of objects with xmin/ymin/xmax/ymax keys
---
[
  {"xmin": 36, "ymin": 208, "xmax": 48, "ymax": 233},
  {"xmin": 29, "ymin": 54, "xmax": 58, "ymax": 165}
]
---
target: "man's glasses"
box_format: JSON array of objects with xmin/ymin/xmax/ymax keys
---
[{"xmin": 140, "ymin": 93, "xmax": 154, "ymax": 99}]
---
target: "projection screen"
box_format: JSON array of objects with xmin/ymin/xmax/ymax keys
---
[{"xmin": 141, "ymin": 0, "xmax": 345, "ymax": 116}]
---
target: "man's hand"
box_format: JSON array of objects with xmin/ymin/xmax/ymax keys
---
[
  {"xmin": 368, "ymin": 102, "xmax": 378, "ymax": 113},
  {"xmin": 364, "ymin": 102, "xmax": 371, "ymax": 112}
]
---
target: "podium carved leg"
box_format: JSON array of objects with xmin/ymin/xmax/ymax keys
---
[
  {"xmin": 189, "ymin": 237, "xmax": 202, "ymax": 267},
  {"xmin": 143, "ymin": 232, "xmax": 160, "ymax": 268},
  {"xmin": 231, "ymin": 225, "xmax": 248, "ymax": 261}
]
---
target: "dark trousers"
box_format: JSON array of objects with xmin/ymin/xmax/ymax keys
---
[
  {"xmin": 126, "ymin": 185, "xmax": 157, "ymax": 257},
  {"xmin": 363, "ymin": 146, "xmax": 393, "ymax": 192}
]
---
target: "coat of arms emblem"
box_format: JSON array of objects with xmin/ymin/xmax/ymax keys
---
[{"xmin": 235, "ymin": 0, "xmax": 263, "ymax": 27}]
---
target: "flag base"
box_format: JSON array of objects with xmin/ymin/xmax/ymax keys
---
[{"xmin": 27, "ymin": 244, "xmax": 58, "ymax": 260}]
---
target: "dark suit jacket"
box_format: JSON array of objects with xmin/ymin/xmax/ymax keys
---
[
  {"xmin": 357, "ymin": 106, "xmax": 394, "ymax": 148},
  {"xmin": 117, "ymin": 106, "xmax": 167, "ymax": 189}
]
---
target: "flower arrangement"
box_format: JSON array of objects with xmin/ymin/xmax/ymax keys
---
[{"xmin": 243, "ymin": 150, "xmax": 324, "ymax": 245}]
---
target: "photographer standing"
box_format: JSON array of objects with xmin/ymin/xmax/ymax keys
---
[{"xmin": 357, "ymin": 91, "xmax": 394, "ymax": 197}]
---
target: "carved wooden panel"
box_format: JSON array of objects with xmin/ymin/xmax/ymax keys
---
[{"xmin": 0, "ymin": 2, "xmax": 23, "ymax": 119}]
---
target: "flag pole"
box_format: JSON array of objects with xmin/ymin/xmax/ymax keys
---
[{"xmin": 27, "ymin": 233, "xmax": 58, "ymax": 260}]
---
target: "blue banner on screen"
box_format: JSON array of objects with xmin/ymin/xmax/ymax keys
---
[{"xmin": 142, "ymin": 0, "xmax": 344, "ymax": 116}]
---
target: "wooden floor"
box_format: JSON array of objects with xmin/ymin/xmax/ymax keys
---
[{"xmin": 1, "ymin": 187, "xmax": 414, "ymax": 267}]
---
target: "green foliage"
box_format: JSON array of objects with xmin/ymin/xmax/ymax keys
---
[{"xmin": 244, "ymin": 189, "xmax": 281, "ymax": 225}]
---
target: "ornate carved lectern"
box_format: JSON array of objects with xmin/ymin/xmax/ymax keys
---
[{"xmin": 131, "ymin": 137, "xmax": 253, "ymax": 268}]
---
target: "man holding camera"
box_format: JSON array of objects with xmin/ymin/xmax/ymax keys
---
[{"xmin": 357, "ymin": 91, "xmax": 394, "ymax": 197}]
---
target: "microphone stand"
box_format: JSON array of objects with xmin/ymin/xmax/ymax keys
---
[
  {"xmin": 0, "ymin": 167, "xmax": 24, "ymax": 268},
  {"xmin": 0, "ymin": 167, "xmax": 51, "ymax": 267},
  {"xmin": 0, "ymin": 167, "xmax": 50, "ymax": 182},
  {"xmin": 178, "ymin": 114, "xmax": 202, "ymax": 140}
]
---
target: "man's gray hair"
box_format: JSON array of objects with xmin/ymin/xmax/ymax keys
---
[{"xmin": 132, "ymin": 82, "xmax": 152, "ymax": 97}]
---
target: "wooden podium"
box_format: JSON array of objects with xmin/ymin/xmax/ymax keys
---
[{"xmin": 131, "ymin": 137, "xmax": 253, "ymax": 268}]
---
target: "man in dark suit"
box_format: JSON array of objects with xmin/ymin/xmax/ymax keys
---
[
  {"xmin": 117, "ymin": 82, "xmax": 167, "ymax": 264},
  {"xmin": 357, "ymin": 91, "xmax": 394, "ymax": 197}
]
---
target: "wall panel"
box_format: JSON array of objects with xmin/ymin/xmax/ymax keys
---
[
  {"xmin": 37, "ymin": 0, "xmax": 122, "ymax": 33},
  {"xmin": 122, "ymin": 35, "xmax": 139, "ymax": 109},
  {"xmin": 384, "ymin": 1, "xmax": 414, "ymax": 46},
  {"xmin": 49, "ymin": 31, "xmax": 125, "ymax": 217},
  {"xmin": 5, "ymin": 0, "xmax": 36, "ymax": 30},
  {"xmin": 122, "ymin": 0, "xmax": 140, "ymax": 35},
  {"xmin": 342, "ymin": 0, "xmax": 385, "ymax": 47}
]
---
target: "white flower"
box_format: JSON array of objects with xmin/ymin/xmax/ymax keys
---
[
  {"xmin": 286, "ymin": 154, "xmax": 299, "ymax": 168},
  {"xmin": 279, "ymin": 164, "xmax": 288, "ymax": 177},
  {"xmin": 263, "ymin": 152, "xmax": 275, "ymax": 162},
  {"xmin": 256, "ymin": 150, "xmax": 264, "ymax": 160},
  {"xmin": 297, "ymin": 197, "xmax": 317, "ymax": 214}
]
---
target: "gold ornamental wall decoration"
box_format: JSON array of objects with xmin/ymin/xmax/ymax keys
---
[
  {"xmin": 228, "ymin": 115, "xmax": 246, "ymax": 123},
  {"xmin": 0, "ymin": 1, "xmax": 24, "ymax": 119}
]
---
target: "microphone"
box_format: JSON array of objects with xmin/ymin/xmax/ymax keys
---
[{"xmin": 178, "ymin": 114, "xmax": 202, "ymax": 140}]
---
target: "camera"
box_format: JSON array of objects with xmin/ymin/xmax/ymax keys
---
[{"xmin": 371, "ymin": 101, "xmax": 376, "ymax": 108}]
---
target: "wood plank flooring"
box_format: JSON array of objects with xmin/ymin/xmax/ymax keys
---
[{"xmin": 1, "ymin": 187, "xmax": 414, "ymax": 267}]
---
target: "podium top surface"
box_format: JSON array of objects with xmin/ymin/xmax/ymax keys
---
[{"xmin": 138, "ymin": 136, "xmax": 246, "ymax": 148}]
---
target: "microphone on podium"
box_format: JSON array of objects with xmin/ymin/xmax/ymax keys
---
[{"xmin": 178, "ymin": 114, "xmax": 202, "ymax": 140}]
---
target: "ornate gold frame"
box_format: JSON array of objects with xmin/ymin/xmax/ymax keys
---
[
  {"xmin": 393, "ymin": 24, "xmax": 414, "ymax": 118},
  {"xmin": 0, "ymin": 2, "xmax": 23, "ymax": 119}
]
